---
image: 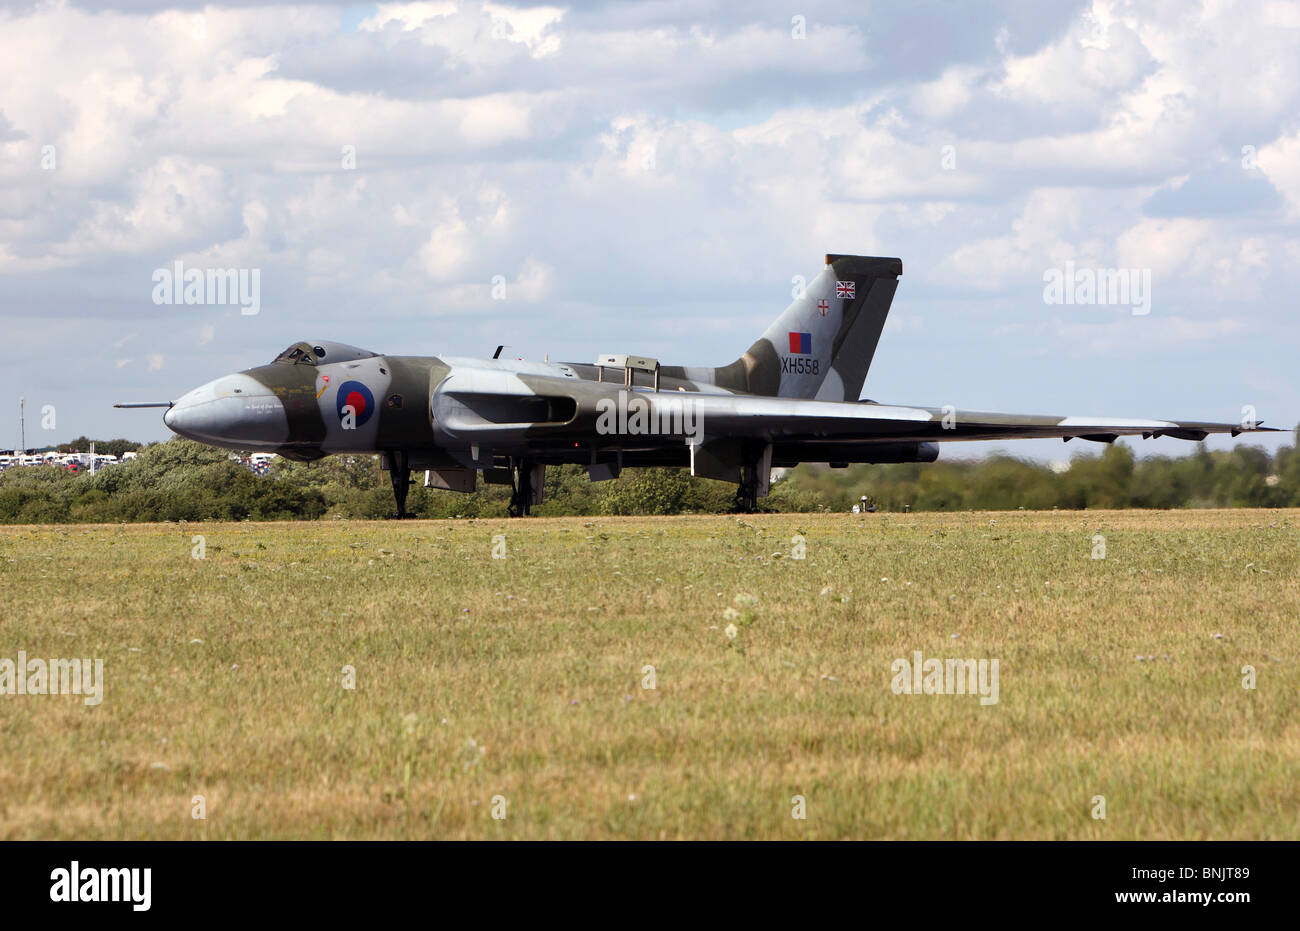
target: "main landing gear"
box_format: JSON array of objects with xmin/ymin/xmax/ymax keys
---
[
  {"xmin": 508, "ymin": 459, "xmax": 543, "ymax": 517},
  {"xmin": 731, "ymin": 444, "xmax": 773, "ymax": 514},
  {"xmin": 733, "ymin": 462, "xmax": 760, "ymax": 513},
  {"xmin": 385, "ymin": 452, "xmax": 543, "ymax": 518}
]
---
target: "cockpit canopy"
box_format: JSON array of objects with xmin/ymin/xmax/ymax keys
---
[{"xmin": 272, "ymin": 341, "xmax": 379, "ymax": 365}]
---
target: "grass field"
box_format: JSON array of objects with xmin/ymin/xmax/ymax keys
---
[{"xmin": 1, "ymin": 509, "xmax": 1297, "ymax": 840}]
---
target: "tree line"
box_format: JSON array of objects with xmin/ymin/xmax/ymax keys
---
[{"xmin": 1, "ymin": 431, "xmax": 1298, "ymax": 523}]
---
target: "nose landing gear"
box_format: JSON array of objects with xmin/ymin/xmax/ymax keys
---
[{"xmin": 386, "ymin": 450, "xmax": 411, "ymax": 519}]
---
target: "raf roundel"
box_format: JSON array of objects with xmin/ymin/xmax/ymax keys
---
[{"xmin": 336, "ymin": 380, "xmax": 376, "ymax": 427}]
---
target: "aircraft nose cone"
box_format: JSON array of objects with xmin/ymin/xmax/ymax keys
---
[{"xmin": 164, "ymin": 374, "xmax": 289, "ymax": 448}]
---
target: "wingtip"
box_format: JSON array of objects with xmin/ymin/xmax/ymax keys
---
[{"xmin": 1232, "ymin": 421, "xmax": 1284, "ymax": 436}]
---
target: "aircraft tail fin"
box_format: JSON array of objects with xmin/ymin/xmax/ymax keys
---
[{"xmin": 712, "ymin": 254, "xmax": 901, "ymax": 400}]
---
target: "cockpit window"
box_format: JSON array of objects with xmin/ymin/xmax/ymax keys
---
[
  {"xmin": 273, "ymin": 340, "xmax": 378, "ymax": 365},
  {"xmin": 273, "ymin": 343, "xmax": 316, "ymax": 365}
]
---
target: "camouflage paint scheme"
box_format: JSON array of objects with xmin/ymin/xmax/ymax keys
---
[{"xmin": 143, "ymin": 254, "xmax": 1278, "ymax": 515}]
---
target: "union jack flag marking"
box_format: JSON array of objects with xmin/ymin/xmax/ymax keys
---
[{"xmin": 836, "ymin": 280, "xmax": 855, "ymax": 299}]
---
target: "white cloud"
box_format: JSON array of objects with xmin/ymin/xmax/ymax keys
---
[
  {"xmin": 1052, "ymin": 314, "xmax": 1249, "ymax": 355},
  {"xmin": 1115, "ymin": 217, "xmax": 1213, "ymax": 276},
  {"xmin": 1259, "ymin": 128, "xmax": 1300, "ymax": 219},
  {"xmin": 0, "ymin": 0, "xmax": 1295, "ymax": 449}
]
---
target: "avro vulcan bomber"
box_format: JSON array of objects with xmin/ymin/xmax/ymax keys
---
[{"xmin": 118, "ymin": 254, "xmax": 1276, "ymax": 516}]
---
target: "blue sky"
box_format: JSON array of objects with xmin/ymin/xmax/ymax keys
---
[{"xmin": 2, "ymin": 0, "xmax": 1297, "ymax": 465}]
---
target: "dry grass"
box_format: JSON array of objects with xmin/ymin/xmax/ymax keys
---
[{"xmin": 1, "ymin": 509, "xmax": 1297, "ymax": 839}]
